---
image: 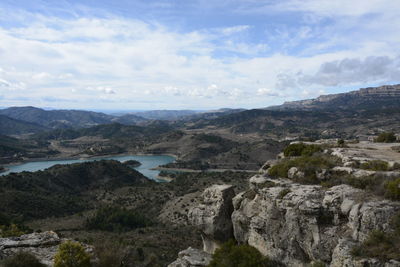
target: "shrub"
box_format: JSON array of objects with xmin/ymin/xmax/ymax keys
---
[
  {"xmin": 283, "ymin": 143, "xmax": 322, "ymax": 157},
  {"xmin": 86, "ymin": 206, "xmax": 152, "ymax": 232},
  {"xmin": 360, "ymin": 160, "xmax": 389, "ymax": 171},
  {"xmin": 1, "ymin": 251, "xmax": 46, "ymax": 267},
  {"xmin": 337, "ymin": 139, "xmax": 346, "ymax": 147},
  {"xmin": 208, "ymin": 240, "xmax": 277, "ymax": 267},
  {"xmin": 385, "ymin": 178, "xmax": 400, "ymax": 200},
  {"xmin": 375, "ymin": 132, "xmax": 397, "ymax": 143},
  {"xmin": 54, "ymin": 241, "xmax": 91, "ymax": 267}
]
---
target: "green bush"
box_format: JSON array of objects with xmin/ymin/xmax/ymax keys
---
[
  {"xmin": 208, "ymin": 240, "xmax": 278, "ymax": 267},
  {"xmin": 283, "ymin": 143, "xmax": 322, "ymax": 157},
  {"xmin": 385, "ymin": 178, "xmax": 400, "ymax": 200},
  {"xmin": 337, "ymin": 139, "xmax": 346, "ymax": 147},
  {"xmin": 375, "ymin": 132, "xmax": 397, "ymax": 143},
  {"xmin": 360, "ymin": 160, "xmax": 389, "ymax": 171},
  {"xmin": 54, "ymin": 241, "xmax": 91, "ymax": 267},
  {"xmin": 1, "ymin": 251, "xmax": 46, "ymax": 267},
  {"xmin": 86, "ymin": 206, "xmax": 152, "ymax": 232}
]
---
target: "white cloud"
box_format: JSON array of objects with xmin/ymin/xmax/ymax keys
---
[
  {"xmin": 257, "ymin": 88, "xmax": 279, "ymax": 96},
  {"xmin": 0, "ymin": 78, "xmax": 11, "ymax": 88},
  {"xmin": 274, "ymin": 0, "xmax": 400, "ymax": 17},
  {"xmin": 32, "ymin": 72, "xmax": 51, "ymax": 80},
  {"xmin": 0, "ymin": 2, "xmax": 399, "ymax": 109}
]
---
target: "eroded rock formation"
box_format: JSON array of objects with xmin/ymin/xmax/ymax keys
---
[
  {"xmin": 232, "ymin": 178, "xmax": 400, "ymax": 266},
  {"xmin": 172, "ymin": 175, "xmax": 400, "ymax": 267},
  {"xmin": 188, "ymin": 184, "xmax": 235, "ymax": 254}
]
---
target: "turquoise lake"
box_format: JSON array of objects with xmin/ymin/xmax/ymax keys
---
[{"xmin": 1, "ymin": 155, "xmax": 175, "ymax": 181}]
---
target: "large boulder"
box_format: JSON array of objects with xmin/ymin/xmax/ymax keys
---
[
  {"xmin": 168, "ymin": 247, "xmax": 212, "ymax": 267},
  {"xmin": 188, "ymin": 184, "xmax": 235, "ymax": 254}
]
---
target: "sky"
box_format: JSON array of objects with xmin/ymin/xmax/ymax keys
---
[{"xmin": 0, "ymin": 0, "xmax": 399, "ymax": 110}]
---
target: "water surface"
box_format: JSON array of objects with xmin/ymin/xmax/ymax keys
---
[{"xmin": 1, "ymin": 155, "xmax": 175, "ymax": 181}]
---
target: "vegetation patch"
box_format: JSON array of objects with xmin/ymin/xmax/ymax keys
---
[
  {"xmin": 268, "ymin": 155, "xmax": 339, "ymax": 184},
  {"xmin": 283, "ymin": 143, "xmax": 323, "ymax": 157},
  {"xmin": 86, "ymin": 206, "xmax": 152, "ymax": 232},
  {"xmin": 375, "ymin": 132, "xmax": 397, "ymax": 143},
  {"xmin": 208, "ymin": 240, "xmax": 281, "ymax": 267},
  {"xmin": 54, "ymin": 241, "xmax": 91, "ymax": 267},
  {"xmin": 360, "ymin": 160, "xmax": 389, "ymax": 171}
]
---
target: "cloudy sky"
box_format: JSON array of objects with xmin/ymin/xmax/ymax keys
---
[{"xmin": 0, "ymin": 0, "xmax": 399, "ymax": 110}]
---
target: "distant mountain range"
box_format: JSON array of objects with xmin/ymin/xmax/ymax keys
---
[
  {"xmin": 188, "ymin": 84, "xmax": 400, "ymax": 138},
  {"xmin": 1, "ymin": 84, "xmax": 399, "ymax": 137},
  {"xmin": 0, "ymin": 106, "xmax": 246, "ymax": 135},
  {"xmin": 267, "ymin": 84, "xmax": 400, "ymax": 110},
  {"xmin": 0, "ymin": 106, "xmax": 146, "ymax": 130}
]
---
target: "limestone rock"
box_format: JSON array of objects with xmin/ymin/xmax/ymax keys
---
[
  {"xmin": 0, "ymin": 231, "xmax": 60, "ymax": 266},
  {"xmin": 188, "ymin": 184, "xmax": 235, "ymax": 254},
  {"xmin": 287, "ymin": 167, "xmax": 305, "ymax": 179},
  {"xmin": 168, "ymin": 247, "xmax": 212, "ymax": 267},
  {"xmin": 231, "ymin": 177, "xmax": 400, "ymax": 266}
]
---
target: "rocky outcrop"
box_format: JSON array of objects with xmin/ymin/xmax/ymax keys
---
[
  {"xmin": 231, "ymin": 177, "xmax": 400, "ymax": 266},
  {"xmin": 167, "ymin": 247, "xmax": 212, "ymax": 267},
  {"xmin": 188, "ymin": 184, "xmax": 235, "ymax": 254},
  {"xmin": 0, "ymin": 231, "xmax": 93, "ymax": 266},
  {"xmin": 170, "ymin": 172, "xmax": 400, "ymax": 267}
]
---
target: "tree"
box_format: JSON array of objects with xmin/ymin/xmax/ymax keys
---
[{"xmin": 54, "ymin": 241, "xmax": 91, "ymax": 267}]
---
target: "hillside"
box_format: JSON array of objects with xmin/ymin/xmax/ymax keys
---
[
  {"xmin": 0, "ymin": 106, "xmax": 146, "ymax": 130},
  {"xmin": 187, "ymin": 85, "xmax": 400, "ymax": 139},
  {"xmin": 0, "ymin": 114, "xmax": 46, "ymax": 135},
  {"xmin": 0, "ymin": 160, "xmax": 150, "ymax": 220}
]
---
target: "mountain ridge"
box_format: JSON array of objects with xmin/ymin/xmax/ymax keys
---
[{"xmin": 268, "ymin": 84, "xmax": 400, "ymax": 110}]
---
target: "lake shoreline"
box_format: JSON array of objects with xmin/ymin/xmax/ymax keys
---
[
  {"xmin": 2, "ymin": 152, "xmax": 178, "ymax": 169},
  {"xmin": 0, "ymin": 153, "xmax": 177, "ymax": 180}
]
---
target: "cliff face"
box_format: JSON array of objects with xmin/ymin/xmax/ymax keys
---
[
  {"xmin": 277, "ymin": 84, "xmax": 400, "ymax": 110},
  {"xmin": 174, "ymin": 175, "xmax": 400, "ymax": 267}
]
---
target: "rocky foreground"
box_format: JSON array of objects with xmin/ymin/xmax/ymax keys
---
[
  {"xmin": 170, "ymin": 176, "xmax": 400, "ymax": 267},
  {"xmin": 0, "ymin": 231, "xmax": 93, "ymax": 266}
]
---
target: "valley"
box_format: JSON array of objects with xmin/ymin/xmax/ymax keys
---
[{"xmin": 0, "ymin": 84, "xmax": 400, "ymax": 266}]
